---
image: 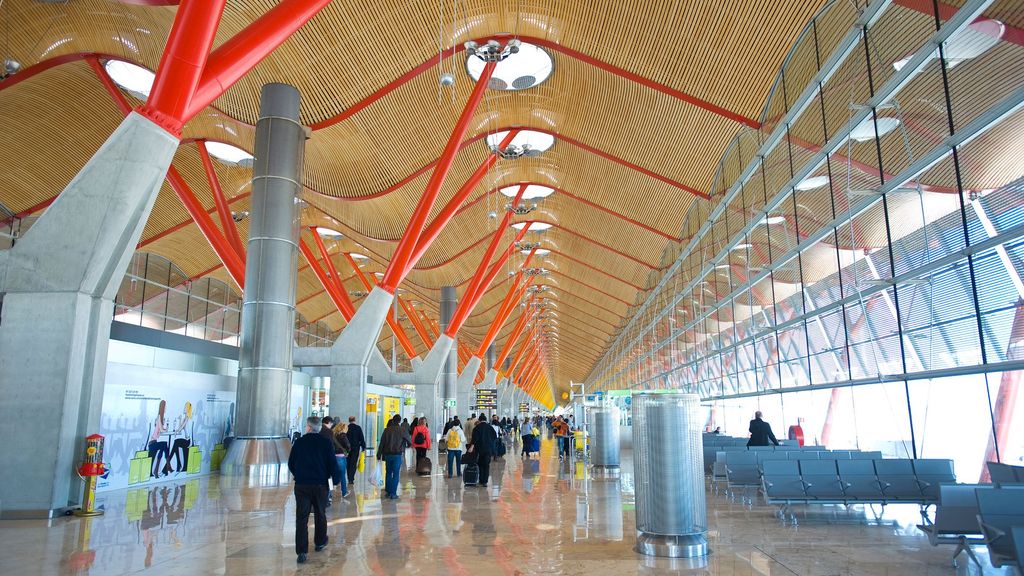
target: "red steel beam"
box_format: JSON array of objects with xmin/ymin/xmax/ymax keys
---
[
  {"xmin": 166, "ymin": 166, "xmax": 246, "ymax": 288},
  {"xmin": 405, "ymin": 129, "xmax": 519, "ymax": 276},
  {"xmin": 380, "ymin": 60, "xmax": 497, "ymax": 293},
  {"xmin": 400, "ymin": 297, "xmax": 433, "ymax": 348},
  {"xmin": 199, "ymin": 141, "xmax": 247, "ymax": 258},
  {"xmin": 495, "ymin": 301, "xmax": 538, "ymax": 369},
  {"xmin": 299, "ymin": 238, "xmax": 355, "ymax": 320},
  {"xmin": 339, "ymin": 251, "xmax": 418, "ymax": 358},
  {"xmin": 980, "ymin": 298, "xmax": 1024, "ymax": 482},
  {"xmin": 477, "ymin": 273, "xmax": 531, "ymax": 357},
  {"xmin": 141, "ymin": 0, "xmax": 227, "ymax": 133},
  {"xmin": 185, "ymin": 0, "xmax": 335, "ymax": 121},
  {"xmin": 311, "ymin": 228, "xmax": 348, "ymax": 297}
]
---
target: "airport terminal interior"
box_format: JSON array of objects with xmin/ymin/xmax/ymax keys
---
[{"xmin": 1, "ymin": 0, "xmax": 1024, "ymax": 574}]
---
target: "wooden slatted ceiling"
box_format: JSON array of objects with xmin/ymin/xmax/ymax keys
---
[{"xmin": 0, "ymin": 0, "xmax": 843, "ymax": 397}]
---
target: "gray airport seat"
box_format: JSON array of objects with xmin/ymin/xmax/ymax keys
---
[
  {"xmin": 838, "ymin": 459, "xmax": 885, "ymax": 501},
  {"xmin": 917, "ymin": 483, "xmax": 992, "ymax": 568},
  {"xmin": 762, "ymin": 460, "xmax": 807, "ymax": 503},
  {"xmin": 725, "ymin": 452, "xmax": 760, "ymax": 488},
  {"xmin": 800, "ymin": 460, "xmax": 846, "ymax": 500},
  {"xmin": 875, "ymin": 459, "xmax": 923, "ymax": 502},
  {"xmin": 913, "ymin": 459, "xmax": 956, "ymax": 500},
  {"xmin": 789, "ymin": 451, "xmax": 821, "ymax": 460},
  {"xmin": 987, "ymin": 462, "xmax": 1023, "ymax": 484},
  {"xmin": 851, "ymin": 451, "xmax": 883, "ymax": 459},
  {"xmin": 976, "ymin": 488, "xmax": 1024, "ymax": 568},
  {"xmin": 748, "ymin": 445, "xmax": 774, "ymax": 451},
  {"xmin": 831, "ymin": 450, "xmax": 854, "ymax": 459}
]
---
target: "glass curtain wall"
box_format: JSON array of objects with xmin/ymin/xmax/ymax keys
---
[
  {"xmin": 113, "ymin": 252, "xmax": 339, "ymax": 348},
  {"xmin": 590, "ymin": 0, "xmax": 1024, "ymax": 482}
]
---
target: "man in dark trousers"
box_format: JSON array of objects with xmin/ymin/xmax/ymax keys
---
[
  {"xmin": 470, "ymin": 414, "xmax": 498, "ymax": 488},
  {"xmin": 288, "ymin": 416, "xmax": 342, "ymax": 564},
  {"xmin": 747, "ymin": 411, "xmax": 779, "ymax": 447},
  {"xmin": 346, "ymin": 416, "xmax": 366, "ymax": 485}
]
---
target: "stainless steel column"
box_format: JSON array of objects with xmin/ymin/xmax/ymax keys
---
[
  {"xmin": 591, "ymin": 405, "xmax": 621, "ymax": 477},
  {"xmin": 632, "ymin": 393, "xmax": 708, "ymax": 559},
  {"xmin": 223, "ymin": 83, "xmax": 304, "ymax": 485},
  {"xmin": 440, "ymin": 286, "xmax": 458, "ymax": 417}
]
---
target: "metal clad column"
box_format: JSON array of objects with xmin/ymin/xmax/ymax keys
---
[
  {"xmin": 591, "ymin": 405, "xmax": 621, "ymax": 476},
  {"xmin": 223, "ymin": 83, "xmax": 304, "ymax": 484},
  {"xmin": 633, "ymin": 393, "xmax": 708, "ymax": 559},
  {"xmin": 439, "ymin": 286, "xmax": 459, "ymax": 417}
]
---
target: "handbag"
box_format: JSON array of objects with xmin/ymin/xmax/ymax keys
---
[
  {"xmin": 368, "ymin": 461, "xmax": 384, "ymax": 488},
  {"xmin": 357, "ymin": 450, "xmax": 366, "ymax": 473}
]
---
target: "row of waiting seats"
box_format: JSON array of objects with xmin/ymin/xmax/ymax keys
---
[
  {"xmin": 702, "ymin": 442, "xmax": 819, "ymax": 474},
  {"xmin": 760, "ymin": 458, "xmax": 955, "ymax": 508},
  {"xmin": 918, "ymin": 462, "xmax": 1024, "ymax": 570},
  {"xmin": 711, "ymin": 449, "xmax": 883, "ymax": 494}
]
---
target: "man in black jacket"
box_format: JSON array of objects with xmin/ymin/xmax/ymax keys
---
[
  {"xmin": 288, "ymin": 416, "xmax": 342, "ymax": 564},
  {"xmin": 378, "ymin": 414, "xmax": 411, "ymax": 499},
  {"xmin": 470, "ymin": 414, "xmax": 498, "ymax": 488},
  {"xmin": 747, "ymin": 411, "xmax": 779, "ymax": 447},
  {"xmin": 346, "ymin": 416, "xmax": 366, "ymax": 484}
]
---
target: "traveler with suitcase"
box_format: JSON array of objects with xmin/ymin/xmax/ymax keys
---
[
  {"xmin": 411, "ymin": 417, "xmax": 432, "ymax": 476},
  {"xmin": 462, "ymin": 449, "xmax": 479, "ymax": 486},
  {"xmin": 445, "ymin": 422, "xmax": 467, "ymax": 478},
  {"xmin": 469, "ymin": 414, "xmax": 498, "ymax": 488}
]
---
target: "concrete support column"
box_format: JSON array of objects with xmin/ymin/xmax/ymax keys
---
[
  {"xmin": 222, "ymin": 83, "xmax": 304, "ymax": 484},
  {"xmin": 439, "ymin": 286, "xmax": 458, "ymax": 423},
  {"xmin": 0, "ymin": 113, "xmax": 179, "ymax": 517}
]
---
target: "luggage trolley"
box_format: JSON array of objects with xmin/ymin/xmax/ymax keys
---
[{"xmin": 573, "ymin": 430, "xmax": 590, "ymax": 461}]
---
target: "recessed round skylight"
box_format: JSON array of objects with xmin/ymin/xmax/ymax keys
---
[
  {"xmin": 466, "ymin": 42, "xmax": 553, "ymax": 91},
  {"xmin": 512, "ymin": 222, "xmax": 553, "ymax": 231},
  {"xmin": 522, "ymin": 248, "xmax": 551, "ymax": 255},
  {"xmin": 850, "ymin": 117, "xmax": 901, "ymax": 142},
  {"xmin": 499, "ymin": 184, "xmax": 555, "ymax": 199},
  {"xmin": 205, "ymin": 142, "xmax": 254, "ymax": 166},
  {"xmin": 486, "ymin": 130, "xmax": 555, "ymax": 155},
  {"xmin": 795, "ymin": 176, "xmax": 830, "ymax": 191},
  {"xmin": 349, "ymin": 252, "xmax": 368, "ymax": 260},
  {"xmin": 104, "ymin": 60, "xmax": 154, "ymax": 97},
  {"xmin": 315, "ymin": 227, "xmax": 343, "ymax": 237}
]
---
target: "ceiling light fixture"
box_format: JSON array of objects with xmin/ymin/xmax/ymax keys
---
[
  {"xmin": 850, "ymin": 117, "xmax": 901, "ymax": 142},
  {"xmin": 205, "ymin": 141, "xmax": 254, "ymax": 167},
  {"xmin": 349, "ymin": 253, "xmax": 369, "ymax": 260},
  {"xmin": 512, "ymin": 222, "xmax": 552, "ymax": 231}
]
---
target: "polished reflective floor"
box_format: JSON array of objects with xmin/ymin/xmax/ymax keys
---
[{"xmin": 0, "ymin": 435, "xmax": 1014, "ymax": 575}]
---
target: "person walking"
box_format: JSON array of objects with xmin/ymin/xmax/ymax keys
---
[
  {"xmin": 469, "ymin": 414, "xmax": 498, "ymax": 488},
  {"xmin": 378, "ymin": 414, "xmax": 411, "ymax": 499},
  {"xmin": 345, "ymin": 416, "xmax": 366, "ymax": 485},
  {"xmin": 465, "ymin": 413, "xmax": 477, "ymax": 441},
  {"xmin": 553, "ymin": 417, "xmax": 571, "ymax": 460},
  {"xmin": 333, "ymin": 422, "xmax": 351, "ymax": 498},
  {"xmin": 319, "ymin": 417, "xmax": 342, "ymax": 505},
  {"xmin": 411, "ymin": 417, "xmax": 431, "ymax": 462},
  {"xmin": 288, "ymin": 416, "xmax": 342, "ymax": 564},
  {"xmin": 444, "ymin": 421, "xmax": 467, "ymax": 478},
  {"xmin": 747, "ymin": 411, "xmax": 779, "ymax": 447}
]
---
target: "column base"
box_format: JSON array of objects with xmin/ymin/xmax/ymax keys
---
[
  {"xmin": 590, "ymin": 464, "xmax": 621, "ymax": 479},
  {"xmin": 220, "ymin": 437, "xmax": 291, "ymax": 487},
  {"xmin": 634, "ymin": 532, "xmax": 709, "ymax": 559}
]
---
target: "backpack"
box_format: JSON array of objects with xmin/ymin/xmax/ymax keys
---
[
  {"xmin": 414, "ymin": 430, "xmax": 425, "ymax": 445},
  {"xmin": 446, "ymin": 429, "xmax": 462, "ymax": 450}
]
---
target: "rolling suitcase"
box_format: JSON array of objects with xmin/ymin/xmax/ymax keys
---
[
  {"xmin": 462, "ymin": 451, "xmax": 479, "ymax": 486},
  {"xmin": 416, "ymin": 455, "xmax": 432, "ymax": 476}
]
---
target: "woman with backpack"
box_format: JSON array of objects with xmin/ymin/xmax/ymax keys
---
[
  {"xmin": 411, "ymin": 417, "xmax": 431, "ymax": 462},
  {"xmin": 444, "ymin": 422, "xmax": 467, "ymax": 478}
]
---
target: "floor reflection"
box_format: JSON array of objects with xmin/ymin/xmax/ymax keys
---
[{"xmin": 0, "ymin": 436, "xmax": 1017, "ymax": 575}]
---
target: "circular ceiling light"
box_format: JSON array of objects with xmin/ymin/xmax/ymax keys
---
[
  {"xmin": 349, "ymin": 252, "xmax": 369, "ymax": 260},
  {"xmin": 850, "ymin": 117, "xmax": 901, "ymax": 142},
  {"xmin": 795, "ymin": 175, "xmax": 830, "ymax": 191},
  {"xmin": 512, "ymin": 222, "xmax": 553, "ymax": 231},
  {"xmin": 522, "ymin": 248, "xmax": 551, "ymax": 256},
  {"xmin": 486, "ymin": 130, "xmax": 555, "ymax": 156},
  {"xmin": 500, "ymin": 184, "xmax": 555, "ymax": 200},
  {"xmin": 104, "ymin": 60, "xmax": 154, "ymax": 97},
  {"xmin": 466, "ymin": 41, "xmax": 553, "ymax": 91},
  {"xmin": 315, "ymin": 227, "xmax": 343, "ymax": 237},
  {"xmin": 205, "ymin": 141, "xmax": 254, "ymax": 166}
]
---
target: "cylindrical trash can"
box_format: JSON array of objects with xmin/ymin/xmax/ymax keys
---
[
  {"xmin": 591, "ymin": 406, "xmax": 621, "ymax": 477},
  {"xmin": 591, "ymin": 478, "xmax": 624, "ymax": 541},
  {"xmin": 632, "ymin": 392, "xmax": 708, "ymax": 559}
]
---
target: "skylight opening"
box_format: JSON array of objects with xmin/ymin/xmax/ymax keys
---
[
  {"xmin": 499, "ymin": 184, "xmax": 555, "ymax": 199},
  {"xmin": 850, "ymin": 117, "xmax": 901, "ymax": 143},
  {"xmin": 104, "ymin": 60, "xmax": 154, "ymax": 97},
  {"xmin": 205, "ymin": 142, "xmax": 254, "ymax": 166},
  {"xmin": 486, "ymin": 130, "xmax": 555, "ymax": 155},
  {"xmin": 795, "ymin": 176, "xmax": 830, "ymax": 191},
  {"xmin": 349, "ymin": 253, "xmax": 369, "ymax": 260},
  {"xmin": 466, "ymin": 42, "xmax": 553, "ymax": 91},
  {"xmin": 315, "ymin": 227, "xmax": 343, "ymax": 237},
  {"xmin": 512, "ymin": 222, "xmax": 553, "ymax": 231}
]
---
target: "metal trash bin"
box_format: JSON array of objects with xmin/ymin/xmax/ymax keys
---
[
  {"xmin": 632, "ymin": 392, "xmax": 708, "ymax": 559},
  {"xmin": 590, "ymin": 406, "xmax": 621, "ymax": 477}
]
